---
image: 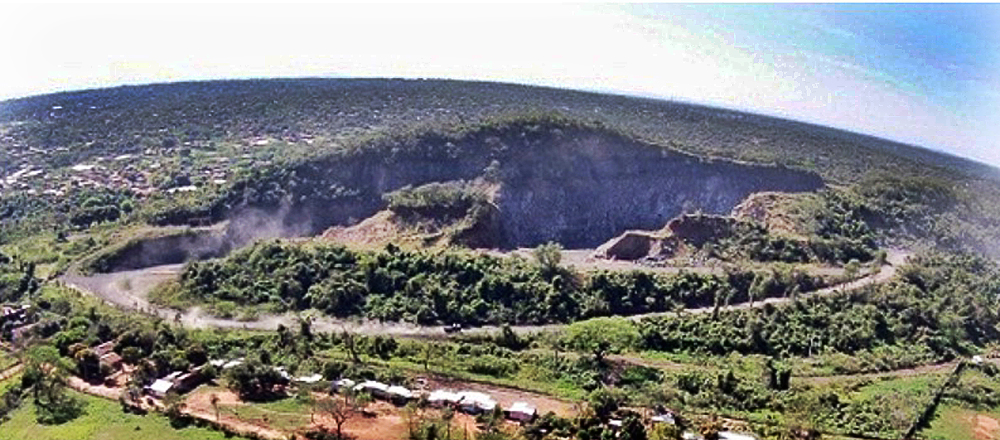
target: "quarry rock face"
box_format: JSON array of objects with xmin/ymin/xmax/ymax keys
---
[
  {"xmin": 492, "ymin": 135, "xmax": 822, "ymax": 248},
  {"xmin": 290, "ymin": 130, "xmax": 823, "ymax": 249},
  {"xmin": 239, "ymin": 128, "xmax": 825, "ymax": 250},
  {"xmin": 115, "ymin": 126, "xmax": 824, "ymax": 272}
]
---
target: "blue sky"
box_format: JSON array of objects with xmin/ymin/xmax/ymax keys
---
[{"xmin": 1, "ymin": 3, "xmax": 998, "ymax": 166}]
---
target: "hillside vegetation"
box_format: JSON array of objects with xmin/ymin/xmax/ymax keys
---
[
  {"xmin": 3, "ymin": 79, "xmax": 1000, "ymax": 440},
  {"xmin": 3, "ymin": 79, "xmax": 1000, "ymax": 256}
]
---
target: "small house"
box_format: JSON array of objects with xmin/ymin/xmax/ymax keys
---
[
  {"xmin": 651, "ymin": 413, "xmax": 676, "ymax": 425},
  {"xmin": 92, "ymin": 340, "xmax": 116, "ymax": 356},
  {"xmin": 457, "ymin": 391, "xmax": 497, "ymax": 414},
  {"xmin": 99, "ymin": 352, "xmax": 123, "ymax": 370},
  {"xmin": 428, "ymin": 390, "xmax": 461, "ymax": 407},
  {"xmin": 332, "ymin": 378, "xmax": 356, "ymax": 393},
  {"xmin": 146, "ymin": 379, "xmax": 174, "ymax": 398},
  {"xmin": 174, "ymin": 371, "xmax": 205, "ymax": 393},
  {"xmin": 295, "ymin": 374, "xmax": 323, "ymax": 384},
  {"xmin": 387, "ymin": 385, "xmax": 414, "ymax": 404},
  {"xmin": 353, "ymin": 380, "xmax": 390, "ymax": 399},
  {"xmin": 506, "ymin": 401, "xmax": 536, "ymax": 422}
]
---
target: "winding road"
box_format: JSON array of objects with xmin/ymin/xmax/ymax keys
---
[{"xmin": 60, "ymin": 249, "xmax": 910, "ymax": 337}]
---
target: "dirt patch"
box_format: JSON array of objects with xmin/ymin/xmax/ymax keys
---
[
  {"xmin": 971, "ymin": 414, "xmax": 1000, "ymax": 440},
  {"xmin": 0, "ymin": 364, "xmax": 23, "ymax": 383},
  {"xmin": 323, "ymin": 210, "xmax": 408, "ymax": 249},
  {"xmin": 732, "ymin": 191, "xmax": 811, "ymax": 238},
  {"xmin": 187, "ymin": 387, "xmax": 244, "ymax": 410},
  {"xmin": 186, "ymin": 387, "xmax": 483, "ymax": 440},
  {"xmin": 184, "ymin": 388, "xmax": 287, "ymax": 440},
  {"xmin": 66, "ymin": 375, "xmax": 123, "ymax": 400},
  {"xmin": 594, "ymin": 231, "xmax": 661, "ymax": 261}
]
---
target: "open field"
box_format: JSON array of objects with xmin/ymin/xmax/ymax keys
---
[
  {"xmin": 184, "ymin": 385, "xmax": 489, "ymax": 440},
  {"xmin": 924, "ymin": 405, "xmax": 1000, "ymax": 440},
  {"xmin": 0, "ymin": 390, "xmax": 233, "ymax": 440}
]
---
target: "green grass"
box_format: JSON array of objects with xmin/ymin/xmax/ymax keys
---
[
  {"xmin": 0, "ymin": 351, "xmax": 18, "ymax": 371},
  {"xmin": 853, "ymin": 373, "xmax": 943, "ymax": 400},
  {"xmin": 189, "ymin": 385, "xmax": 314, "ymax": 432},
  {"xmin": 0, "ymin": 374, "xmax": 21, "ymax": 395},
  {"xmin": 923, "ymin": 404, "xmax": 1000, "ymax": 440},
  {"xmin": 0, "ymin": 390, "xmax": 233, "ymax": 440},
  {"xmin": 216, "ymin": 402, "xmax": 310, "ymax": 432}
]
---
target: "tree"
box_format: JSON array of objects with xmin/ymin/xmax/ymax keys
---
[
  {"xmin": 317, "ymin": 396, "xmax": 353, "ymax": 439},
  {"xmin": 699, "ymin": 416, "xmax": 723, "ymax": 440},
  {"xmin": 74, "ymin": 348, "xmax": 102, "ymax": 381},
  {"xmin": 210, "ymin": 393, "xmax": 221, "ymax": 422},
  {"xmin": 342, "ymin": 330, "xmax": 361, "ymax": 364},
  {"xmin": 649, "ymin": 423, "xmax": 683, "ymax": 440},
  {"xmin": 402, "ymin": 401, "xmax": 423, "ymax": 438},
  {"xmin": 844, "ymin": 259, "xmax": 861, "ymax": 279},
  {"xmin": 121, "ymin": 346, "xmax": 142, "ymax": 365},
  {"xmin": 423, "ymin": 342, "xmax": 443, "ymax": 372},
  {"xmin": 588, "ymin": 387, "xmax": 627, "ymax": 420},
  {"xmin": 533, "ymin": 242, "xmax": 563, "ymax": 276},
  {"xmin": 299, "ymin": 315, "xmax": 314, "ymax": 341},
  {"xmin": 164, "ymin": 391, "xmax": 187, "ymax": 422},
  {"xmin": 297, "ymin": 383, "xmax": 317, "ymax": 423},
  {"xmin": 22, "ymin": 345, "xmax": 84, "ymax": 424},
  {"xmin": 225, "ymin": 359, "xmax": 285, "ymax": 400},
  {"xmin": 620, "ymin": 415, "xmax": 648, "ymax": 440},
  {"xmin": 442, "ymin": 407, "xmax": 455, "ymax": 440}
]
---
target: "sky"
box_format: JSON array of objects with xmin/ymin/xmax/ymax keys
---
[{"xmin": 1, "ymin": 3, "xmax": 998, "ymax": 166}]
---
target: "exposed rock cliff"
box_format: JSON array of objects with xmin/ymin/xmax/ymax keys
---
[{"xmin": 101, "ymin": 124, "xmax": 825, "ymax": 271}]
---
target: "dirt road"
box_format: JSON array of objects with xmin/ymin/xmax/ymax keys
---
[{"xmin": 62, "ymin": 249, "xmax": 909, "ymax": 338}]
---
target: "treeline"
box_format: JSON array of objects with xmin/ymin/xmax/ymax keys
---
[
  {"xmin": 4, "ymin": 78, "xmax": 969, "ymax": 185},
  {"xmin": 0, "ymin": 187, "xmax": 135, "ymax": 244},
  {"xmin": 710, "ymin": 216, "xmax": 877, "ymax": 264},
  {"xmin": 635, "ymin": 251, "xmax": 1000, "ymax": 360},
  {"xmin": 384, "ymin": 180, "xmax": 491, "ymax": 222},
  {"xmin": 172, "ymin": 241, "xmax": 830, "ymax": 325},
  {"xmin": 0, "ymin": 251, "xmax": 39, "ymax": 304}
]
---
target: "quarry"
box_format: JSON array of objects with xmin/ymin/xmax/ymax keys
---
[{"xmin": 85, "ymin": 125, "xmax": 826, "ymax": 273}]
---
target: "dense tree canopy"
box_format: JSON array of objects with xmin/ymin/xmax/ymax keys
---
[{"xmin": 172, "ymin": 241, "xmax": 830, "ymax": 325}]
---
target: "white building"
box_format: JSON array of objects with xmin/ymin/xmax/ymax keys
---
[
  {"xmin": 719, "ymin": 432, "xmax": 758, "ymax": 440},
  {"xmin": 146, "ymin": 379, "xmax": 174, "ymax": 398},
  {"xmin": 332, "ymin": 378, "xmax": 356, "ymax": 393},
  {"xmin": 387, "ymin": 385, "xmax": 414, "ymax": 403},
  {"xmin": 428, "ymin": 390, "xmax": 461, "ymax": 407},
  {"xmin": 353, "ymin": 380, "xmax": 390, "ymax": 399},
  {"xmin": 506, "ymin": 401, "xmax": 536, "ymax": 422},
  {"xmin": 457, "ymin": 391, "xmax": 497, "ymax": 414},
  {"xmin": 295, "ymin": 374, "xmax": 323, "ymax": 384}
]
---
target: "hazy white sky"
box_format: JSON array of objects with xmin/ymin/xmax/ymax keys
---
[{"xmin": 2, "ymin": 3, "xmax": 998, "ymax": 166}]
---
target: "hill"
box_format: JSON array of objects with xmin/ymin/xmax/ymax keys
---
[
  {"xmin": 2, "ymin": 78, "xmax": 1000, "ymax": 257},
  {"xmin": 3, "ymin": 78, "xmax": 1000, "ymax": 440}
]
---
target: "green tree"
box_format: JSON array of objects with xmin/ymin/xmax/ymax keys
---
[
  {"xmin": 534, "ymin": 242, "xmax": 563, "ymax": 275},
  {"xmin": 620, "ymin": 415, "xmax": 648, "ymax": 440}
]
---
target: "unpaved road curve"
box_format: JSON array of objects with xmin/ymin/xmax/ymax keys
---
[{"xmin": 61, "ymin": 249, "xmax": 910, "ymax": 337}]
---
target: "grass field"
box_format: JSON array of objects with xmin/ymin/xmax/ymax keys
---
[
  {"xmin": 0, "ymin": 390, "xmax": 233, "ymax": 440},
  {"xmin": 0, "ymin": 351, "xmax": 18, "ymax": 371},
  {"xmin": 924, "ymin": 404, "xmax": 1000, "ymax": 440}
]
